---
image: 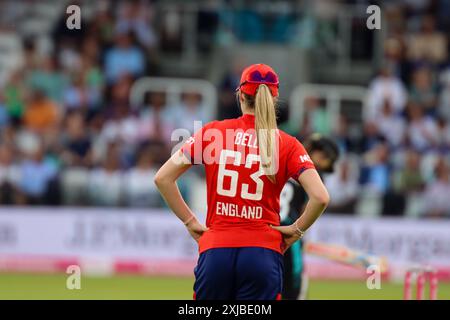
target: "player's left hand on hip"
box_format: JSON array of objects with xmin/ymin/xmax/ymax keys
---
[{"xmin": 270, "ymin": 224, "xmax": 301, "ymax": 253}]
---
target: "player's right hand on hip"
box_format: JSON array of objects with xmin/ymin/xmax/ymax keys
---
[{"xmin": 186, "ymin": 219, "xmax": 209, "ymax": 243}]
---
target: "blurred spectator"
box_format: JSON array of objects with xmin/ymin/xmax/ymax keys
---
[
  {"xmin": 99, "ymin": 75, "xmax": 140, "ymax": 149},
  {"xmin": 17, "ymin": 145, "xmax": 58, "ymax": 205},
  {"xmin": 101, "ymin": 106, "xmax": 140, "ymax": 146},
  {"xmin": 437, "ymin": 67, "xmax": 450, "ymax": 121},
  {"xmin": 406, "ymin": 15, "xmax": 448, "ymax": 65},
  {"xmin": 325, "ymin": 159, "xmax": 358, "ymax": 213},
  {"xmin": 14, "ymin": 130, "xmax": 41, "ymax": 157},
  {"xmin": 304, "ymin": 96, "xmax": 331, "ymax": 135},
  {"xmin": 297, "ymin": 113, "xmax": 313, "ymax": 139},
  {"xmin": 124, "ymin": 147, "xmax": 162, "ymax": 207},
  {"xmin": 409, "ymin": 67, "xmax": 438, "ymax": 115},
  {"xmin": 393, "ymin": 149, "xmax": 425, "ymax": 194},
  {"xmin": 61, "ymin": 112, "xmax": 92, "ymax": 167},
  {"xmin": 63, "ymin": 73, "xmax": 90, "ymax": 110},
  {"xmin": 80, "ymin": 56, "xmax": 104, "ymax": 109},
  {"xmin": 436, "ymin": 117, "xmax": 450, "ymax": 149},
  {"xmin": 376, "ymin": 99, "xmax": 406, "ymax": 147},
  {"xmin": 86, "ymin": 3, "xmax": 115, "ymax": 46},
  {"xmin": 61, "ymin": 46, "xmax": 104, "ymax": 112},
  {"xmin": 58, "ymin": 40, "xmax": 83, "ymax": 74},
  {"xmin": 22, "ymin": 39, "xmax": 41, "ymax": 71},
  {"xmin": 167, "ymin": 92, "xmax": 211, "ymax": 133},
  {"xmin": 0, "ymin": 95, "xmax": 9, "ymax": 128},
  {"xmin": 332, "ymin": 115, "xmax": 354, "ymax": 153},
  {"xmin": 160, "ymin": 6, "xmax": 183, "ymax": 53},
  {"xmin": 358, "ymin": 121, "xmax": 385, "ymax": 153},
  {"xmin": 23, "ymin": 90, "xmax": 60, "ymax": 133},
  {"xmin": 81, "ymin": 35, "xmax": 102, "ymax": 64},
  {"xmin": 0, "ymin": 144, "xmax": 20, "ymax": 204},
  {"xmin": 26, "ymin": 57, "xmax": 69, "ymax": 103},
  {"xmin": 89, "ymin": 112, "xmax": 109, "ymax": 166},
  {"xmin": 422, "ymin": 158, "xmax": 450, "ymax": 217},
  {"xmin": 405, "ymin": 102, "xmax": 439, "ymax": 150},
  {"xmin": 88, "ymin": 143, "xmax": 123, "ymax": 206},
  {"xmin": 218, "ymin": 59, "xmax": 244, "ymax": 120},
  {"xmin": 61, "ymin": 167, "xmax": 90, "ymax": 206},
  {"xmin": 104, "ymin": 31, "xmax": 145, "ymax": 84},
  {"xmin": 115, "ymin": 0, "xmax": 157, "ymax": 50},
  {"xmin": 106, "ymin": 73, "xmax": 133, "ymax": 112},
  {"xmin": 360, "ymin": 142, "xmax": 391, "ymax": 194},
  {"xmin": 138, "ymin": 91, "xmax": 175, "ymax": 143},
  {"xmin": 4, "ymin": 71, "xmax": 26, "ymax": 125},
  {"xmin": 383, "ymin": 36, "xmax": 407, "ymax": 81},
  {"xmin": 366, "ymin": 66, "xmax": 407, "ymax": 121}
]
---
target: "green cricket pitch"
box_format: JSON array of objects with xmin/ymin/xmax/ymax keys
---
[{"xmin": 1, "ymin": 273, "xmax": 449, "ymax": 300}]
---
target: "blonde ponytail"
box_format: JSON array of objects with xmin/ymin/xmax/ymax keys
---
[{"xmin": 255, "ymin": 84, "xmax": 278, "ymax": 183}]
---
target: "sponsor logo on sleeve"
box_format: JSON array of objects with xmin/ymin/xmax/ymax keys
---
[{"xmin": 299, "ymin": 154, "xmax": 312, "ymax": 163}]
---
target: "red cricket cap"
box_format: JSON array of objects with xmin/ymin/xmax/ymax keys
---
[{"xmin": 237, "ymin": 64, "xmax": 279, "ymax": 97}]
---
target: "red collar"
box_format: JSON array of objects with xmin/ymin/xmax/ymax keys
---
[{"xmin": 241, "ymin": 113, "xmax": 255, "ymax": 122}]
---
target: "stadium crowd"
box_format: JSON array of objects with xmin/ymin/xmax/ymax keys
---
[{"xmin": 0, "ymin": 0, "xmax": 449, "ymax": 217}]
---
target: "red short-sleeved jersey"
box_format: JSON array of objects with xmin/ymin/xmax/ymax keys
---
[{"xmin": 180, "ymin": 114, "xmax": 315, "ymax": 254}]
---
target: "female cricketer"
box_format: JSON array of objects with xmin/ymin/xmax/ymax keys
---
[{"xmin": 154, "ymin": 64, "xmax": 329, "ymax": 300}]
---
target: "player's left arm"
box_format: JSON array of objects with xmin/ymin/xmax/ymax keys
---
[
  {"xmin": 294, "ymin": 169, "xmax": 329, "ymax": 230},
  {"xmin": 273, "ymin": 170, "xmax": 329, "ymax": 252},
  {"xmin": 272, "ymin": 138, "xmax": 329, "ymax": 252},
  {"xmin": 154, "ymin": 150, "xmax": 208, "ymax": 242}
]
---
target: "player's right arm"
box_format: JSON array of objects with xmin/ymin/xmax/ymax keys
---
[
  {"xmin": 154, "ymin": 126, "xmax": 210, "ymax": 242},
  {"xmin": 154, "ymin": 150, "xmax": 208, "ymax": 242}
]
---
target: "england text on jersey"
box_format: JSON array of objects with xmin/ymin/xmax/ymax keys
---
[{"xmin": 216, "ymin": 201, "xmax": 263, "ymax": 219}]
